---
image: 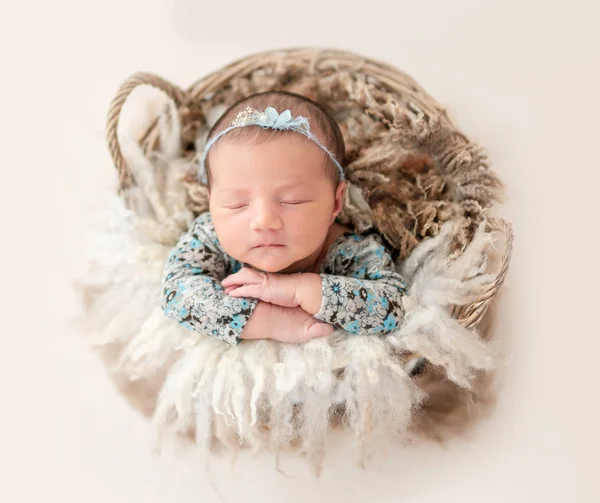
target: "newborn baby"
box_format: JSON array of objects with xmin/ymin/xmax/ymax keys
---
[{"xmin": 161, "ymin": 90, "xmax": 411, "ymax": 347}]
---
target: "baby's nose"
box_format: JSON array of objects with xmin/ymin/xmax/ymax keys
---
[{"xmin": 250, "ymin": 202, "xmax": 282, "ymax": 231}]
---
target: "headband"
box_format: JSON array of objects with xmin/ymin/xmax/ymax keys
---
[{"xmin": 198, "ymin": 106, "xmax": 345, "ymax": 184}]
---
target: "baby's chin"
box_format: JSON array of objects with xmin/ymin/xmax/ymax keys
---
[
  {"xmin": 245, "ymin": 256, "xmax": 293, "ymax": 273},
  {"xmin": 241, "ymin": 249, "xmax": 299, "ymax": 273}
]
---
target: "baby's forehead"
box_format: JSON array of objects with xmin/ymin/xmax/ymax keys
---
[
  {"xmin": 212, "ymin": 177, "xmax": 316, "ymax": 194},
  {"xmin": 208, "ymin": 133, "xmax": 333, "ymax": 189}
]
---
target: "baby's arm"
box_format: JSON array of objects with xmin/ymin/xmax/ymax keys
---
[
  {"xmin": 298, "ymin": 235, "xmax": 408, "ymax": 335},
  {"xmin": 161, "ymin": 214, "xmax": 258, "ymax": 345},
  {"xmin": 224, "ymin": 234, "xmax": 408, "ymax": 336}
]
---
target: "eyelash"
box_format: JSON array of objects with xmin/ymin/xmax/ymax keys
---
[{"xmin": 224, "ymin": 201, "xmax": 309, "ymax": 210}]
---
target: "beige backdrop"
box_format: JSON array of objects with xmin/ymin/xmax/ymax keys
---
[{"xmin": 1, "ymin": 0, "xmax": 598, "ymax": 501}]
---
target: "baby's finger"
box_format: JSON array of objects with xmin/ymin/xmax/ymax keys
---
[
  {"xmin": 221, "ymin": 275, "xmax": 240, "ymax": 287},
  {"xmin": 228, "ymin": 285, "xmax": 263, "ymax": 299},
  {"xmin": 306, "ymin": 322, "xmax": 334, "ymax": 339},
  {"xmin": 221, "ymin": 270, "xmax": 247, "ymax": 286},
  {"xmin": 222, "ymin": 268, "xmax": 264, "ymax": 287}
]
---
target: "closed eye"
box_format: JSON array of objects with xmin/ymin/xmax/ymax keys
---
[
  {"xmin": 282, "ymin": 200, "xmax": 311, "ymax": 205},
  {"xmin": 223, "ymin": 204, "xmax": 248, "ymax": 210}
]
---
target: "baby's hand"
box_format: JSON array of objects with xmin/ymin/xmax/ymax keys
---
[
  {"xmin": 222, "ymin": 267, "xmax": 300, "ymax": 307},
  {"xmin": 241, "ymin": 302, "xmax": 334, "ymax": 343}
]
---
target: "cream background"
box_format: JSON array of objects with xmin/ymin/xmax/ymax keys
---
[{"xmin": 1, "ymin": 0, "xmax": 598, "ymax": 501}]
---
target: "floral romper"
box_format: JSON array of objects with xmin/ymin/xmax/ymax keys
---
[{"xmin": 161, "ymin": 212, "xmax": 409, "ymax": 345}]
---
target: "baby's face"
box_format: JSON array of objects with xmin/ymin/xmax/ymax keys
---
[{"xmin": 208, "ymin": 135, "xmax": 346, "ymax": 273}]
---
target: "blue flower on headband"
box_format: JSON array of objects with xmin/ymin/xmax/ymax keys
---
[
  {"xmin": 233, "ymin": 106, "xmax": 310, "ymax": 132},
  {"xmin": 264, "ymin": 107, "xmax": 292, "ymax": 127}
]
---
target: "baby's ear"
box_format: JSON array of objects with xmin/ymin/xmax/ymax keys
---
[{"xmin": 332, "ymin": 181, "xmax": 347, "ymax": 218}]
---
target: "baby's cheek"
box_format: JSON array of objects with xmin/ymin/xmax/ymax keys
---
[
  {"xmin": 289, "ymin": 214, "xmax": 329, "ymax": 248},
  {"xmin": 215, "ymin": 222, "xmax": 248, "ymax": 259}
]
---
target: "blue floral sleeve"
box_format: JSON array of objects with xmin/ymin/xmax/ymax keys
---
[
  {"xmin": 161, "ymin": 212, "xmax": 257, "ymax": 345},
  {"xmin": 314, "ymin": 233, "xmax": 408, "ymax": 335}
]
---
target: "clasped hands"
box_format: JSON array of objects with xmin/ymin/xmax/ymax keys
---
[
  {"xmin": 221, "ymin": 267, "xmax": 330, "ymax": 343},
  {"xmin": 222, "ymin": 267, "xmax": 309, "ymax": 308}
]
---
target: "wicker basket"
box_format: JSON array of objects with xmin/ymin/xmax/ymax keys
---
[
  {"xmin": 106, "ymin": 47, "xmax": 512, "ymax": 330},
  {"xmin": 89, "ymin": 48, "xmax": 518, "ymax": 468}
]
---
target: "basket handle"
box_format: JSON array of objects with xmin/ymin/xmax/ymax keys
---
[
  {"xmin": 105, "ymin": 72, "xmax": 186, "ymax": 190},
  {"xmin": 455, "ymin": 217, "xmax": 514, "ymax": 329}
]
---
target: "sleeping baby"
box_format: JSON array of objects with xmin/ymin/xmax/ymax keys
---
[{"xmin": 161, "ymin": 90, "xmax": 422, "ymax": 373}]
